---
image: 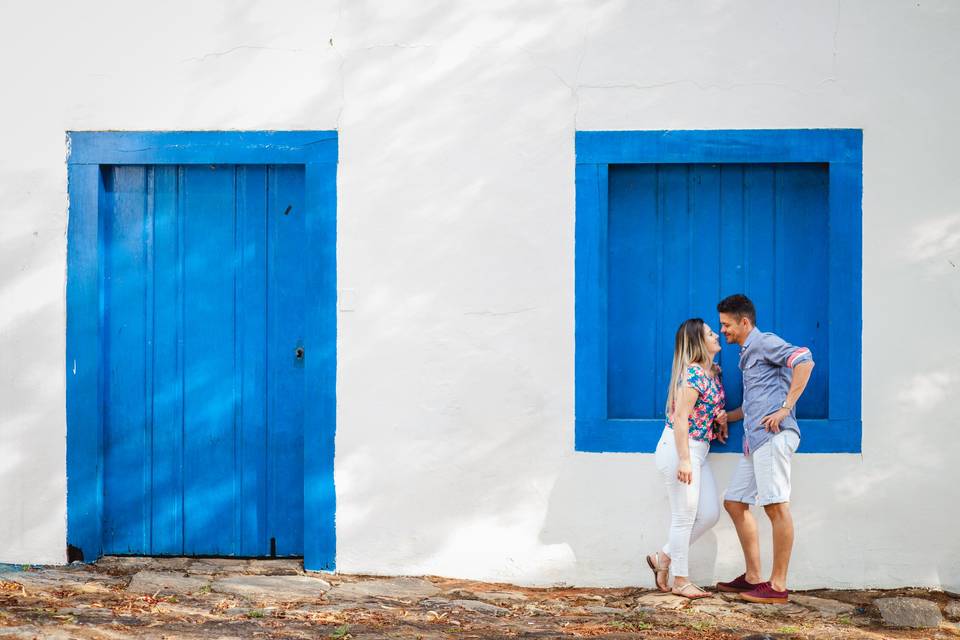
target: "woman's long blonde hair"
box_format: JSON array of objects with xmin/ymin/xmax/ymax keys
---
[{"xmin": 665, "ymin": 318, "xmax": 714, "ymax": 419}]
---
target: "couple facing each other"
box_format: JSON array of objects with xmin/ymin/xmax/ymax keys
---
[{"xmin": 647, "ymin": 294, "xmax": 815, "ymax": 604}]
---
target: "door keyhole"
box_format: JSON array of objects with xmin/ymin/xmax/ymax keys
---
[{"xmin": 295, "ymin": 346, "xmax": 305, "ymax": 361}]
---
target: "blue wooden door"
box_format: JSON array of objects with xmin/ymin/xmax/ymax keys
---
[
  {"xmin": 101, "ymin": 164, "xmax": 306, "ymax": 556},
  {"xmin": 606, "ymin": 164, "xmax": 828, "ymax": 451}
]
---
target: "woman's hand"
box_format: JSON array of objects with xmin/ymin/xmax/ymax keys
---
[
  {"xmin": 714, "ymin": 409, "xmax": 728, "ymax": 443},
  {"xmin": 677, "ymin": 459, "xmax": 693, "ymax": 484}
]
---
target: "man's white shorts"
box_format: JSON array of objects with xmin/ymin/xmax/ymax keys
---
[{"xmin": 724, "ymin": 430, "xmax": 800, "ymax": 506}]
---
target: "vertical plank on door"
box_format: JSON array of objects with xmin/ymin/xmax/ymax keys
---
[
  {"xmin": 66, "ymin": 163, "xmax": 105, "ymax": 560},
  {"xmin": 236, "ymin": 166, "xmax": 269, "ymax": 556},
  {"xmin": 182, "ymin": 165, "xmax": 238, "ymax": 556},
  {"xmin": 103, "ymin": 166, "xmax": 150, "ymax": 554},
  {"xmin": 150, "ymin": 166, "xmax": 183, "ymax": 554},
  {"xmin": 266, "ymin": 166, "xmax": 306, "ymax": 556},
  {"xmin": 303, "ymin": 159, "xmax": 338, "ymax": 571}
]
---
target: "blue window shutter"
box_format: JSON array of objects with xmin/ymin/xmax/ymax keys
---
[{"xmin": 576, "ymin": 130, "xmax": 861, "ymax": 454}]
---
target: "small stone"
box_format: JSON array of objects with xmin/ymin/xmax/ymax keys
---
[
  {"xmin": 473, "ymin": 590, "xmax": 529, "ymax": 606},
  {"xmin": 212, "ymin": 575, "xmax": 331, "ymax": 601},
  {"xmin": 689, "ymin": 598, "xmax": 736, "ymax": 617},
  {"xmin": 449, "ymin": 599, "xmax": 509, "ymax": 616},
  {"xmin": 876, "ymin": 597, "xmax": 943, "ymax": 628},
  {"xmin": 540, "ymin": 598, "xmax": 569, "ymax": 611},
  {"xmin": 790, "ymin": 594, "xmax": 856, "ymax": 618},
  {"xmin": 946, "ymin": 600, "xmax": 960, "ymax": 621},
  {"xmin": 782, "ymin": 603, "xmax": 811, "ymax": 617},
  {"xmin": 325, "ymin": 577, "xmax": 439, "ymax": 602},
  {"xmin": 128, "ymin": 570, "xmax": 210, "ymax": 595},
  {"xmin": 634, "ymin": 592, "xmax": 688, "ymax": 610},
  {"xmin": 582, "ymin": 605, "xmax": 626, "ymax": 615},
  {"xmin": 445, "ymin": 588, "xmax": 476, "ymax": 599},
  {"xmin": 733, "ymin": 602, "xmax": 785, "ymax": 616},
  {"xmin": 522, "ymin": 604, "xmax": 550, "ymax": 616}
]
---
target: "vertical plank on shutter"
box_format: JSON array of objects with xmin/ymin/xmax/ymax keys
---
[
  {"xmin": 607, "ymin": 165, "xmax": 657, "ymax": 419},
  {"xmin": 718, "ymin": 165, "xmax": 745, "ymax": 412},
  {"xmin": 744, "ymin": 166, "xmax": 776, "ymax": 332},
  {"xmin": 775, "ymin": 164, "xmax": 829, "ymax": 418},
  {"xmin": 266, "ymin": 166, "xmax": 306, "ymax": 556},
  {"xmin": 688, "ymin": 165, "xmax": 722, "ymax": 325},
  {"xmin": 236, "ymin": 166, "xmax": 269, "ymax": 556},
  {"xmin": 656, "ymin": 165, "xmax": 690, "ymax": 415},
  {"xmin": 103, "ymin": 166, "xmax": 149, "ymax": 554},
  {"xmin": 182, "ymin": 165, "xmax": 238, "ymax": 556},
  {"xmin": 150, "ymin": 166, "xmax": 183, "ymax": 554}
]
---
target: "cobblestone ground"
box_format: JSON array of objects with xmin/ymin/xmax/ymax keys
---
[{"xmin": 1, "ymin": 558, "xmax": 958, "ymax": 639}]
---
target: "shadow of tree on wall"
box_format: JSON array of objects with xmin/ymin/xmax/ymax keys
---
[
  {"xmin": 3, "ymin": 0, "xmax": 960, "ymax": 592},
  {"xmin": 0, "ymin": 167, "xmax": 70, "ymax": 563}
]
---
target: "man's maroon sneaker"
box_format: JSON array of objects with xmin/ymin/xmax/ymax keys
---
[
  {"xmin": 741, "ymin": 582, "xmax": 789, "ymax": 604},
  {"xmin": 715, "ymin": 574, "xmax": 760, "ymax": 593}
]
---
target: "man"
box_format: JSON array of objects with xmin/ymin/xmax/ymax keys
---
[{"xmin": 714, "ymin": 294, "xmax": 814, "ymax": 604}]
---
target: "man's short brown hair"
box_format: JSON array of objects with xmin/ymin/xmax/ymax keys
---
[{"xmin": 717, "ymin": 294, "xmax": 756, "ymax": 326}]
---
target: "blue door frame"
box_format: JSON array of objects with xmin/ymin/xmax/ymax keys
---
[
  {"xmin": 575, "ymin": 129, "xmax": 862, "ymax": 454},
  {"xmin": 66, "ymin": 131, "xmax": 338, "ymax": 570}
]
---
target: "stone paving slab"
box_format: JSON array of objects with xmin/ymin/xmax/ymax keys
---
[
  {"xmin": 325, "ymin": 576, "xmax": 440, "ymax": 602},
  {"xmin": 127, "ymin": 570, "xmax": 210, "ymax": 596},
  {"xmin": 210, "ymin": 574, "xmax": 331, "ymax": 600},
  {"xmin": 0, "ymin": 569, "xmax": 116, "ymax": 595},
  {"xmin": 876, "ymin": 596, "xmax": 944, "ymax": 628},
  {"xmin": 634, "ymin": 591, "xmax": 689, "ymax": 610},
  {"xmin": 946, "ymin": 599, "xmax": 960, "ymax": 620},
  {"xmin": 790, "ymin": 593, "xmax": 858, "ymax": 617},
  {"xmin": 471, "ymin": 589, "xmax": 529, "ymax": 606}
]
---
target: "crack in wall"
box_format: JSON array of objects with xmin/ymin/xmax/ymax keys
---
[{"xmin": 180, "ymin": 45, "xmax": 304, "ymax": 64}]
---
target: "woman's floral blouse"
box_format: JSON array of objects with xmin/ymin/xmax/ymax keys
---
[{"xmin": 665, "ymin": 363, "xmax": 726, "ymax": 442}]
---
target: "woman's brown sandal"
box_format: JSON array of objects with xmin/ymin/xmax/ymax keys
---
[
  {"xmin": 645, "ymin": 551, "xmax": 670, "ymax": 592},
  {"xmin": 672, "ymin": 581, "xmax": 710, "ymax": 599}
]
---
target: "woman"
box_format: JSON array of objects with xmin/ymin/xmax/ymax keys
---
[{"xmin": 646, "ymin": 318, "xmax": 728, "ymax": 599}]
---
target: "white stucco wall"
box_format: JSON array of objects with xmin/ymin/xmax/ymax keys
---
[{"xmin": 1, "ymin": 0, "xmax": 958, "ymax": 589}]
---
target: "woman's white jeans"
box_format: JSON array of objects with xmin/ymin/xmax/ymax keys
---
[{"xmin": 654, "ymin": 427, "xmax": 720, "ymax": 578}]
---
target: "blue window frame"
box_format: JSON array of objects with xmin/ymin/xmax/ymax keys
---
[
  {"xmin": 575, "ymin": 130, "xmax": 862, "ymax": 454},
  {"xmin": 66, "ymin": 131, "xmax": 338, "ymax": 570}
]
